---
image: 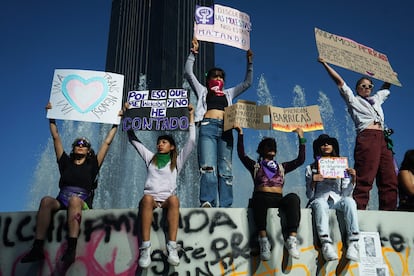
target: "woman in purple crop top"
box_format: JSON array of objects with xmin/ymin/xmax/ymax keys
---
[{"xmin": 235, "ymin": 126, "xmax": 306, "ymax": 261}]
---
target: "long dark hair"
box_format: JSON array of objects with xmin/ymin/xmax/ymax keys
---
[
  {"xmin": 256, "ymin": 137, "xmax": 277, "ymax": 162},
  {"xmin": 400, "ymin": 149, "xmax": 414, "ymax": 174},
  {"xmin": 151, "ymin": 134, "xmax": 178, "ymax": 171},
  {"xmin": 205, "ymin": 67, "xmax": 226, "ymax": 86},
  {"xmin": 312, "ymin": 134, "xmax": 340, "ymax": 160},
  {"xmin": 70, "ymin": 137, "xmax": 95, "ymax": 161}
]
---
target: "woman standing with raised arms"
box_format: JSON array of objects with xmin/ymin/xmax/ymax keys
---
[
  {"xmin": 184, "ymin": 37, "xmax": 253, "ymax": 208},
  {"xmin": 318, "ymin": 57, "xmax": 398, "ymax": 210}
]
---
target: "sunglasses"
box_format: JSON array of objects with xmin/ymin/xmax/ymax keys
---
[
  {"xmin": 320, "ymin": 141, "xmax": 333, "ymax": 146},
  {"xmin": 359, "ymin": 84, "xmax": 374, "ymax": 89},
  {"xmin": 74, "ymin": 139, "xmax": 90, "ymax": 148}
]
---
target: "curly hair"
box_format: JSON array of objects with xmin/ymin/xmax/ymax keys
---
[
  {"xmin": 256, "ymin": 137, "xmax": 277, "ymax": 161},
  {"xmin": 70, "ymin": 137, "xmax": 95, "ymax": 161}
]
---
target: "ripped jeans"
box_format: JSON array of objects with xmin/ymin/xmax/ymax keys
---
[
  {"xmin": 198, "ymin": 118, "xmax": 233, "ymax": 207},
  {"xmin": 310, "ymin": 196, "xmax": 360, "ymax": 244}
]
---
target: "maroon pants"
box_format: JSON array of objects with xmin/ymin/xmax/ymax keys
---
[{"xmin": 352, "ymin": 129, "xmax": 398, "ymax": 210}]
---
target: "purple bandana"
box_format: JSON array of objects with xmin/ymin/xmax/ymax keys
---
[
  {"xmin": 261, "ymin": 160, "xmax": 278, "ymax": 179},
  {"xmin": 365, "ymin": 97, "xmax": 375, "ymax": 105}
]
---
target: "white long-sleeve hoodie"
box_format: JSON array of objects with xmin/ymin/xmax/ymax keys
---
[{"xmin": 129, "ymin": 124, "xmax": 196, "ymax": 201}]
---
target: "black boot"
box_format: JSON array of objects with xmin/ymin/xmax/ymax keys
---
[
  {"xmin": 61, "ymin": 237, "xmax": 77, "ymax": 265},
  {"xmin": 21, "ymin": 239, "xmax": 45, "ymax": 263}
]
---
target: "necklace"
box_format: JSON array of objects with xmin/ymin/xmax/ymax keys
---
[{"xmin": 74, "ymin": 159, "xmax": 84, "ymax": 165}]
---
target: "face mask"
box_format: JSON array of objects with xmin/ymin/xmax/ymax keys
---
[{"xmin": 207, "ymin": 79, "xmax": 224, "ymax": 96}]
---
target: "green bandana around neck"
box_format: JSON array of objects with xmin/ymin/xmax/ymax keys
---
[{"xmin": 156, "ymin": 153, "xmax": 171, "ymax": 169}]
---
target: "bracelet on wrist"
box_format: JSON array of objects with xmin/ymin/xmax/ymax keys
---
[{"xmin": 299, "ymin": 137, "xmax": 307, "ymax": 144}]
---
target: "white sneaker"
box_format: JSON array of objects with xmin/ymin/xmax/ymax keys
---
[
  {"xmin": 167, "ymin": 242, "xmax": 180, "ymax": 266},
  {"xmin": 258, "ymin": 237, "xmax": 271, "ymax": 261},
  {"xmin": 201, "ymin": 201, "xmax": 212, "ymax": 208},
  {"xmin": 322, "ymin": 242, "xmax": 338, "ymax": 261},
  {"xmin": 346, "ymin": 241, "xmax": 359, "ymax": 262},
  {"xmin": 284, "ymin": 236, "xmax": 300, "ymax": 259},
  {"xmin": 138, "ymin": 245, "xmax": 151, "ymax": 268}
]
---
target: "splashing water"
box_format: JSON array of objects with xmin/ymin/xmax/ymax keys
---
[
  {"xmin": 29, "ymin": 74, "xmax": 379, "ymax": 210},
  {"xmin": 29, "ymin": 75, "xmax": 200, "ymax": 210}
]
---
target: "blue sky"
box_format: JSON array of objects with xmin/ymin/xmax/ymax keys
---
[{"xmin": 1, "ymin": 1, "xmax": 413, "ymax": 212}]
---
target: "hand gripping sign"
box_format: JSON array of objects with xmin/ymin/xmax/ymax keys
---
[
  {"xmin": 194, "ymin": 4, "xmax": 251, "ymax": 50},
  {"xmin": 122, "ymin": 89, "xmax": 189, "ymax": 131}
]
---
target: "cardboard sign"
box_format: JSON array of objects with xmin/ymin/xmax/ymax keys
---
[
  {"xmin": 270, "ymin": 105, "xmax": 323, "ymax": 132},
  {"xmin": 223, "ymin": 100, "xmax": 270, "ymax": 131},
  {"xmin": 47, "ymin": 69, "xmax": 124, "ymax": 124},
  {"xmin": 194, "ymin": 4, "xmax": 251, "ymax": 50},
  {"xmin": 224, "ymin": 101, "xmax": 324, "ymax": 132},
  {"xmin": 122, "ymin": 89, "xmax": 189, "ymax": 131},
  {"xmin": 318, "ymin": 157, "xmax": 348, "ymax": 178},
  {"xmin": 315, "ymin": 27, "xmax": 401, "ymax": 86}
]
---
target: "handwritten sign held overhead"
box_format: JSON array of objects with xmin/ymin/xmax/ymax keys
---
[
  {"xmin": 47, "ymin": 69, "xmax": 124, "ymax": 125},
  {"xmin": 223, "ymin": 100, "xmax": 270, "ymax": 131},
  {"xmin": 224, "ymin": 100, "xmax": 324, "ymax": 132},
  {"xmin": 194, "ymin": 4, "xmax": 251, "ymax": 50},
  {"xmin": 270, "ymin": 105, "xmax": 323, "ymax": 132},
  {"xmin": 122, "ymin": 89, "xmax": 189, "ymax": 131},
  {"xmin": 315, "ymin": 27, "xmax": 401, "ymax": 86}
]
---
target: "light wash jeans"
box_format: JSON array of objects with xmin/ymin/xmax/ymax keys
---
[
  {"xmin": 198, "ymin": 118, "xmax": 233, "ymax": 207},
  {"xmin": 310, "ymin": 196, "xmax": 359, "ymax": 244}
]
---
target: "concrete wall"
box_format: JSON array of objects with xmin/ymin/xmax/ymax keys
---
[{"xmin": 1, "ymin": 208, "xmax": 413, "ymax": 276}]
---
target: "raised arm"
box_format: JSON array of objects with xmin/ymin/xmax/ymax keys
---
[
  {"xmin": 190, "ymin": 37, "xmax": 199, "ymax": 54},
  {"xmin": 184, "ymin": 38, "xmax": 204, "ymax": 97},
  {"xmin": 247, "ymin": 49, "xmax": 253, "ymax": 64},
  {"xmin": 96, "ymin": 124, "xmax": 118, "ymax": 167},
  {"xmin": 380, "ymin": 82, "xmax": 391, "ymax": 90},
  {"xmin": 318, "ymin": 57, "xmax": 344, "ymax": 87},
  {"xmin": 228, "ymin": 49, "xmax": 253, "ymax": 98},
  {"xmin": 177, "ymin": 104, "xmax": 197, "ymax": 170},
  {"xmin": 46, "ymin": 102, "xmax": 64, "ymax": 160},
  {"xmin": 282, "ymin": 128, "xmax": 306, "ymax": 173},
  {"xmin": 234, "ymin": 124, "xmax": 256, "ymax": 172}
]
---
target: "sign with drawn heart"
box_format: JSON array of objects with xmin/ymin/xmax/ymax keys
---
[{"xmin": 47, "ymin": 69, "xmax": 124, "ymax": 124}]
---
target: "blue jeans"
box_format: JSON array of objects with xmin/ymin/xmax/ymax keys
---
[
  {"xmin": 198, "ymin": 118, "xmax": 233, "ymax": 207},
  {"xmin": 310, "ymin": 197, "xmax": 359, "ymax": 243}
]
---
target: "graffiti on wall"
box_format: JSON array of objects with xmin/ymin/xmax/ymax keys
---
[{"xmin": 1, "ymin": 209, "xmax": 413, "ymax": 275}]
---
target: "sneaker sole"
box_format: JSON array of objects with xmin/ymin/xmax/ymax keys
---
[
  {"xmin": 167, "ymin": 259, "xmax": 180, "ymax": 266},
  {"xmin": 139, "ymin": 261, "xmax": 151, "ymax": 268}
]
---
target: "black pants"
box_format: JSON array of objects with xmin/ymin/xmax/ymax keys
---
[{"xmin": 250, "ymin": 191, "xmax": 301, "ymax": 235}]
